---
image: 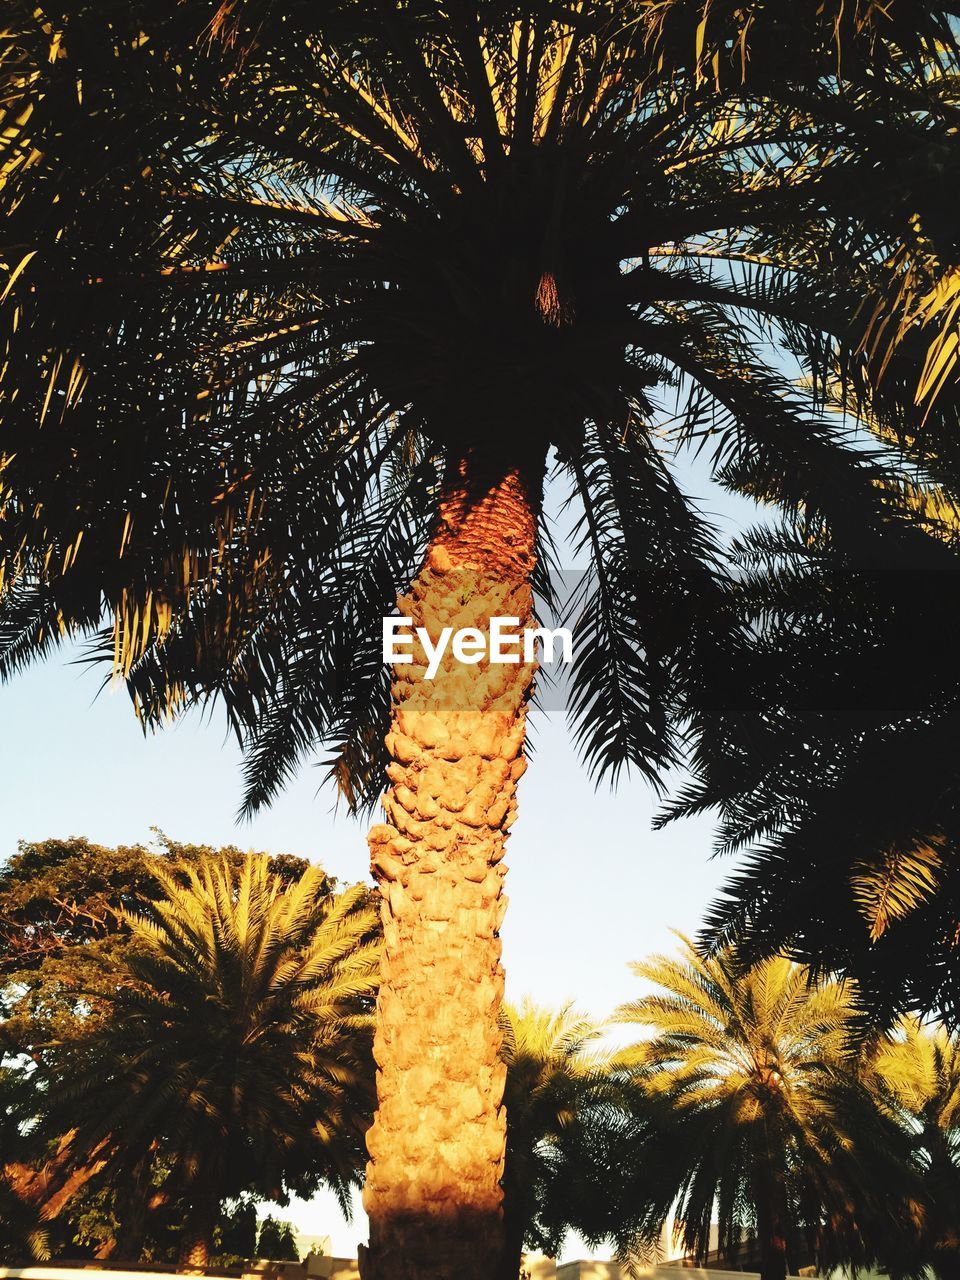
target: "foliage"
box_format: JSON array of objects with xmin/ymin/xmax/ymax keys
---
[
  {"xmin": 207, "ymin": 1199, "xmax": 299, "ymax": 1265},
  {"xmin": 1, "ymin": 1, "xmax": 959, "ymax": 815},
  {"xmin": 497, "ymin": 999, "xmax": 688, "ymax": 1278},
  {"xmin": 668, "ymin": 499, "xmax": 960, "ymax": 1027},
  {"xmin": 614, "ymin": 937, "xmax": 919, "ymax": 1277},
  {"xmin": 14, "ymin": 1181, "xmax": 300, "ymax": 1266},
  {"xmin": 0, "ymin": 1064, "xmax": 48, "ymax": 1263},
  {"xmin": 47, "ymin": 855, "xmax": 378, "ymax": 1236},
  {"xmin": 254, "ymin": 1215, "xmax": 300, "ymax": 1263},
  {"xmin": 499, "ymin": 1001, "xmax": 611, "ymax": 1269},
  {"xmin": 868, "ymin": 1019, "xmax": 960, "ymax": 1280},
  {"xmin": 0, "ymin": 834, "xmax": 321, "ymax": 1057},
  {"xmin": 3, "ymin": 849, "xmax": 378, "ymax": 1262},
  {"xmin": 5, "ymin": 7, "xmax": 960, "ymax": 1268}
]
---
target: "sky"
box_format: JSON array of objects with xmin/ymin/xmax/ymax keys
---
[{"xmin": 0, "ymin": 463, "xmax": 758, "ymax": 1261}]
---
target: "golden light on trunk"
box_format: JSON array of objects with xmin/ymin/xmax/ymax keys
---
[{"xmin": 360, "ymin": 453, "xmax": 543, "ymax": 1280}]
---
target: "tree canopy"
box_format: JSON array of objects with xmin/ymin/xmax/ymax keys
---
[
  {"xmin": 869, "ymin": 1018, "xmax": 960, "ymax": 1280},
  {"xmin": 2, "ymin": 0, "xmax": 960, "ymax": 809},
  {"xmin": 0, "ymin": 835, "xmax": 324, "ymax": 1056},
  {"xmin": 0, "ymin": 840, "xmax": 376, "ymax": 1265},
  {"xmin": 615, "ymin": 937, "xmax": 919, "ymax": 1279},
  {"xmin": 5, "ymin": 4, "xmax": 960, "ymax": 1274},
  {"xmin": 671, "ymin": 491, "xmax": 960, "ymax": 1026}
]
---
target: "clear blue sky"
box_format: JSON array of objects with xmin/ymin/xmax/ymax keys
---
[{"xmin": 0, "ymin": 461, "xmax": 758, "ymax": 1259}]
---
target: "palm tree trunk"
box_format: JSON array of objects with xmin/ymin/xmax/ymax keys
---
[
  {"xmin": 497, "ymin": 1152, "xmax": 531, "ymax": 1280},
  {"xmin": 498, "ymin": 1214, "xmax": 528, "ymax": 1280},
  {"xmin": 360, "ymin": 450, "xmax": 544, "ymax": 1280},
  {"xmin": 113, "ymin": 1156, "xmax": 153, "ymax": 1262},
  {"xmin": 929, "ymin": 1140, "xmax": 960, "ymax": 1280},
  {"xmin": 754, "ymin": 1147, "xmax": 790, "ymax": 1280},
  {"xmin": 178, "ymin": 1170, "xmax": 222, "ymax": 1271}
]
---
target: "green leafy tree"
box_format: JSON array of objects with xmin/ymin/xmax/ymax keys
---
[
  {"xmin": 615, "ymin": 937, "xmax": 917, "ymax": 1280},
  {"xmin": 213, "ymin": 1199, "xmax": 259, "ymax": 1265},
  {"xmin": 38, "ymin": 854, "xmax": 379, "ymax": 1268},
  {"xmin": 498, "ymin": 1000, "xmax": 677, "ymax": 1279},
  {"xmin": 43, "ymin": 1184, "xmax": 294, "ymax": 1266},
  {"xmin": 255, "ymin": 1215, "xmax": 300, "ymax": 1262},
  {"xmin": 498, "ymin": 1006, "xmax": 681, "ymax": 1276},
  {"xmin": 4, "ymin": 4, "xmax": 960, "ymax": 1274}
]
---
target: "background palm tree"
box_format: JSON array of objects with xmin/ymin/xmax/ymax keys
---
[
  {"xmin": 41, "ymin": 855, "xmax": 379, "ymax": 1268},
  {"xmin": 4, "ymin": 3, "xmax": 960, "ymax": 1273},
  {"xmin": 615, "ymin": 937, "xmax": 914, "ymax": 1280},
  {"xmin": 497, "ymin": 1000, "xmax": 615, "ymax": 1279},
  {"xmin": 870, "ymin": 1019, "xmax": 960, "ymax": 1280}
]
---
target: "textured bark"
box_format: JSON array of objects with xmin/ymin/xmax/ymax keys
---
[{"xmin": 361, "ymin": 452, "xmax": 544, "ymax": 1280}]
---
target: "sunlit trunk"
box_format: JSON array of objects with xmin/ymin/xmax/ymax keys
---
[{"xmin": 360, "ymin": 450, "xmax": 544, "ymax": 1280}]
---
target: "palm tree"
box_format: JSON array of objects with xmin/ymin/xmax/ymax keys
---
[
  {"xmin": 3, "ymin": 4, "xmax": 960, "ymax": 1274},
  {"xmin": 0, "ymin": 835, "xmax": 321, "ymax": 1064},
  {"xmin": 871, "ymin": 1019, "xmax": 960, "ymax": 1280},
  {"xmin": 498, "ymin": 1001, "xmax": 614, "ymax": 1279},
  {"xmin": 668, "ymin": 487, "xmax": 960, "ymax": 1029},
  {"xmin": 42, "ymin": 855, "xmax": 379, "ymax": 1268},
  {"xmin": 615, "ymin": 937, "xmax": 912, "ymax": 1280}
]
